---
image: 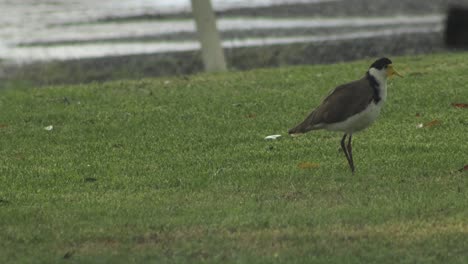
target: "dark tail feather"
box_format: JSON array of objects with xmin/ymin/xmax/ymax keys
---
[
  {"xmin": 288, "ymin": 122, "xmax": 309, "ymax": 136},
  {"xmin": 288, "ymin": 111, "xmax": 317, "ymax": 136}
]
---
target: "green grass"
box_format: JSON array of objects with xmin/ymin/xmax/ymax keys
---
[{"xmin": 0, "ymin": 52, "xmax": 467, "ymax": 263}]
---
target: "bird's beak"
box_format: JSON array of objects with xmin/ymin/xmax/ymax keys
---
[{"xmin": 387, "ymin": 64, "xmax": 403, "ymax": 78}]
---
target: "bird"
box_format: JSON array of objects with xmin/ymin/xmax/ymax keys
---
[{"xmin": 288, "ymin": 57, "xmax": 402, "ymax": 173}]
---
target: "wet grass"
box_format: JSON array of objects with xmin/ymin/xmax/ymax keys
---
[{"xmin": 0, "ymin": 52, "xmax": 467, "ymax": 263}]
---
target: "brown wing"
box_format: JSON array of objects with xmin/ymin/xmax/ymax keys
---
[{"xmin": 289, "ymin": 77, "xmax": 374, "ymax": 134}]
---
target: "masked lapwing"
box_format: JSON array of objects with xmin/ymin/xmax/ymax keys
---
[{"xmin": 288, "ymin": 58, "xmax": 402, "ymax": 173}]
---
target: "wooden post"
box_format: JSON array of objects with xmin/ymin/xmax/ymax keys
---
[{"xmin": 190, "ymin": 0, "xmax": 227, "ymax": 72}]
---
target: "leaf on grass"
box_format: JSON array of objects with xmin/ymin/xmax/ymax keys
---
[
  {"xmin": 297, "ymin": 162, "xmax": 320, "ymax": 169},
  {"xmin": 0, "ymin": 124, "xmax": 8, "ymax": 128},
  {"xmin": 84, "ymin": 177, "xmax": 97, "ymax": 182},
  {"xmin": 423, "ymin": 119, "xmax": 442, "ymax": 127},
  {"xmin": 458, "ymin": 165, "xmax": 468, "ymax": 172},
  {"xmin": 452, "ymin": 103, "xmax": 468, "ymax": 109},
  {"xmin": 415, "ymin": 113, "xmax": 421, "ymax": 117},
  {"xmin": 245, "ymin": 113, "xmax": 256, "ymax": 119},
  {"xmin": 63, "ymin": 251, "xmax": 74, "ymax": 259},
  {"xmin": 112, "ymin": 143, "xmax": 124, "ymax": 149}
]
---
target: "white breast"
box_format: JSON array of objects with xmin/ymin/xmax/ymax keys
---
[
  {"xmin": 325, "ymin": 79, "xmax": 387, "ymax": 134},
  {"xmin": 324, "ymin": 101, "xmax": 383, "ymax": 133}
]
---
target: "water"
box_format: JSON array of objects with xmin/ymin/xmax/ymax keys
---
[{"xmin": 0, "ymin": 0, "xmax": 444, "ymax": 63}]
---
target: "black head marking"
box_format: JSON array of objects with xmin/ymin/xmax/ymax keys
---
[{"xmin": 369, "ymin": 57, "xmax": 392, "ymax": 70}]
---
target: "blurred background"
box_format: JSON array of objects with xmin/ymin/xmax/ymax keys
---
[{"xmin": 0, "ymin": 0, "xmax": 467, "ymax": 86}]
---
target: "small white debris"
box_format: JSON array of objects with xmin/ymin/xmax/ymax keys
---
[
  {"xmin": 264, "ymin": 134, "xmax": 281, "ymax": 140},
  {"xmin": 44, "ymin": 125, "xmax": 53, "ymax": 131},
  {"xmin": 416, "ymin": 123, "xmax": 423, "ymax": 128}
]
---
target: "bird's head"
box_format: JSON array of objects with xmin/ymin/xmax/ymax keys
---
[{"xmin": 368, "ymin": 57, "xmax": 403, "ymax": 80}]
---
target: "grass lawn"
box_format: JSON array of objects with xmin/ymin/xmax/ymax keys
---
[{"xmin": 0, "ymin": 52, "xmax": 467, "ymax": 263}]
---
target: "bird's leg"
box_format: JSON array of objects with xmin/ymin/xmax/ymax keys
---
[
  {"xmin": 347, "ymin": 134, "xmax": 355, "ymax": 173},
  {"xmin": 340, "ymin": 134, "xmax": 352, "ymax": 172}
]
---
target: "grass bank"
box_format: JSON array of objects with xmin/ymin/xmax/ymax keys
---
[{"xmin": 0, "ymin": 52, "xmax": 467, "ymax": 263}]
